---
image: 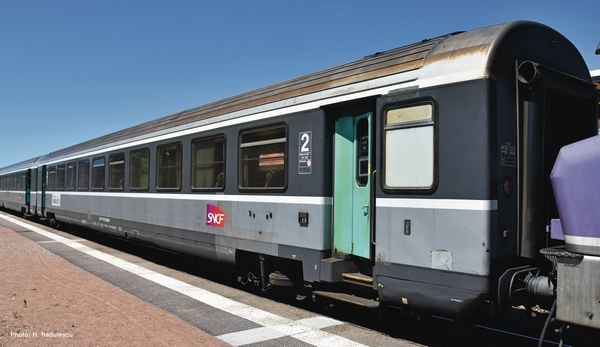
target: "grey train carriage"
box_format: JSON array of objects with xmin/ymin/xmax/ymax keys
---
[{"xmin": 1, "ymin": 21, "xmax": 598, "ymax": 323}]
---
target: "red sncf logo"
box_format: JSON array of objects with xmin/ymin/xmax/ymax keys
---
[{"xmin": 206, "ymin": 204, "xmax": 226, "ymax": 228}]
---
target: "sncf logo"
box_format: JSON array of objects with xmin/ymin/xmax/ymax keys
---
[{"xmin": 206, "ymin": 204, "xmax": 226, "ymax": 228}]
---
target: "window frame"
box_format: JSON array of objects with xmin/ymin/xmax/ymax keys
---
[
  {"xmin": 91, "ymin": 156, "xmax": 106, "ymax": 191},
  {"xmin": 382, "ymin": 99, "xmax": 438, "ymax": 194},
  {"xmin": 130, "ymin": 148, "xmax": 150, "ymax": 191},
  {"xmin": 156, "ymin": 142, "xmax": 182, "ymax": 191},
  {"xmin": 191, "ymin": 135, "xmax": 226, "ymax": 191},
  {"xmin": 56, "ymin": 164, "xmax": 66, "ymax": 191},
  {"xmin": 109, "ymin": 153, "xmax": 125, "ymax": 191},
  {"xmin": 66, "ymin": 162, "xmax": 76, "ymax": 191},
  {"xmin": 47, "ymin": 166, "xmax": 56, "ymax": 191},
  {"xmin": 77, "ymin": 159, "xmax": 90, "ymax": 191},
  {"xmin": 238, "ymin": 124, "xmax": 287, "ymax": 191}
]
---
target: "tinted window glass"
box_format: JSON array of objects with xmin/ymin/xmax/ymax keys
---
[
  {"xmin": 239, "ymin": 126, "xmax": 286, "ymax": 189},
  {"xmin": 157, "ymin": 143, "xmax": 182, "ymax": 190},
  {"xmin": 92, "ymin": 157, "xmax": 106, "ymax": 190},
  {"xmin": 109, "ymin": 153, "xmax": 125, "ymax": 190},
  {"xmin": 130, "ymin": 148, "xmax": 150, "ymax": 190},
  {"xmin": 192, "ymin": 136, "xmax": 225, "ymax": 190}
]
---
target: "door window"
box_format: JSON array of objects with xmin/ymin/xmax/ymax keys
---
[{"xmin": 356, "ymin": 118, "xmax": 369, "ymax": 186}]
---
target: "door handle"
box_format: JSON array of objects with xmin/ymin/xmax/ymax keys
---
[{"xmin": 362, "ymin": 204, "xmax": 370, "ymax": 217}]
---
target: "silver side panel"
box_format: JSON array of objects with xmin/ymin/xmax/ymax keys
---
[
  {"xmin": 46, "ymin": 192, "xmax": 331, "ymax": 278},
  {"xmin": 0, "ymin": 191, "xmax": 27, "ymax": 211},
  {"xmin": 375, "ymin": 198, "xmax": 495, "ymax": 276}
]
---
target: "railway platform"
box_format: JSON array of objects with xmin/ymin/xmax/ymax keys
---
[{"xmin": 0, "ymin": 216, "xmax": 228, "ymax": 347}]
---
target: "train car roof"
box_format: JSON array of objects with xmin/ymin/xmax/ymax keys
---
[
  {"xmin": 21, "ymin": 21, "xmax": 590, "ymax": 165},
  {"xmin": 0, "ymin": 155, "xmax": 46, "ymax": 174}
]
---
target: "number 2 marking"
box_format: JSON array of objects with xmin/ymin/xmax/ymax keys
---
[{"xmin": 300, "ymin": 133, "xmax": 310, "ymax": 152}]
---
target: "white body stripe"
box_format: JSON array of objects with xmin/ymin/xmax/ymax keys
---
[
  {"xmin": 40, "ymin": 191, "xmax": 497, "ymax": 211},
  {"xmin": 376, "ymin": 198, "xmax": 497, "ymax": 211},
  {"xmin": 38, "ymin": 191, "xmax": 332, "ymax": 205}
]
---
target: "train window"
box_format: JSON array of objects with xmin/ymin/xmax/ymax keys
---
[
  {"xmin": 130, "ymin": 148, "xmax": 150, "ymax": 190},
  {"xmin": 78, "ymin": 160, "xmax": 90, "ymax": 190},
  {"xmin": 66, "ymin": 162, "xmax": 76, "ymax": 190},
  {"xmin": 109, "ymin": 153, "xmax": 125, "ymax": 190},
  {"xmin": 192, "ymin": 136, "xmax": 225, "ymax": 190},
  {"xmin": 56, "ymin": 164, "xmax": 66, "ymax": 191},
  {"xmin": 239, "ymin": 126, "xmax": 286, "ymax": 189},
  {"xmin": 21, "ymin": 172, "xmax": 27, "ymax": 191},
  {"xmin": 92, "ymin": 157, "xmax": 106, "ymax": 190},
  {"xmin": 356, "ymin": 118, "xmax": 369, "ymax": 186},
  {"xmin": 383, "ymin": 103, "xmax": 435, "ymax": 190},
  {"xmin": 157, "ymin": 143, "xmax": 182, "ymax": 190},
  {"xmin": 47, "ymin": 166, "xmax": 56, "ymax": 190}
]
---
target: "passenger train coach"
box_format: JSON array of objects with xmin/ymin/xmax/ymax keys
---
[{"xmin": 2, "ymin": 21, "xmax": 599, "ymax": 332}]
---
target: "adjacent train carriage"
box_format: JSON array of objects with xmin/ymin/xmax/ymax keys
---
[
  {"xmin": 1, "ymin": 21, "xmax": 598, "ymax": 321},
  {"xmin": 0, "ymin": 156, "xmax": 45, "ymax": 217}
]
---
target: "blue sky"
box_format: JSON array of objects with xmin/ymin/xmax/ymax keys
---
[{"xmin": 1, "ymin": 1, "xmax": 598, "ymax": 168}]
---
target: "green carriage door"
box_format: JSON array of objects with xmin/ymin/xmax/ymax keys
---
[{"xmin": 333, "ymin": 113, "xmax": 372, "ymax": 259}]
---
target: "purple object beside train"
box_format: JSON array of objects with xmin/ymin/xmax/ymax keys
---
[{"xmin": 551, "ymin": 135, "xmax": 600, "ymax": 255}]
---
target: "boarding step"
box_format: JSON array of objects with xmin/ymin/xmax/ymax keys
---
[
  {"xmin": 342, "ymin": 272, "xmax": 373, "ymax": 288},
  {"xmin": 313, "ymin": 291, "xmax": 379, "ymax": 309}
]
